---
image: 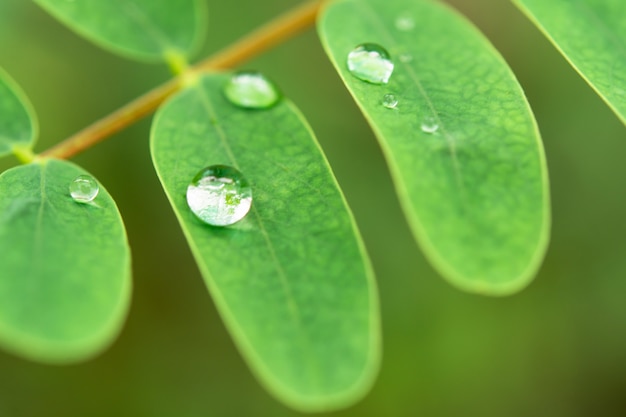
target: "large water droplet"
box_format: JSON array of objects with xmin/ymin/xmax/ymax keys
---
[
  {"xmin": 382, "ymin": 94, "xmax": 398, "ymax": 109},
  {"xmin": 347, "ymin": 43, "xmax": 394, "ymax": 84},
  {"xmin": 421, "ymin": 116, "xmax": 439, "ymax": 134},
  {"xmin": 223, "ymin": 71, "xmax": 281, "ymax": 109},
  {"xmin": 186, "ymin": 165, "xmax": 252, "ymax": 226},
  {"xmin": 395, "ymin": 14, "xmax": 415, "ymax": 31},
  {"xmin": 70, "ymin": 175, "xmax": 99, "ymax": 203}
]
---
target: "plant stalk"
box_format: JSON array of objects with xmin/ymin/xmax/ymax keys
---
[{"xmin": 40, "ymin": 0, "xmax": 322, "ymax": 160}]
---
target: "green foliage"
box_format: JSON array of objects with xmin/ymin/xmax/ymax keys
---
[
  {"xmin": 34, "ymin": 0, "xmax": 207, "ymax": 62},
  {"xmin": 1, "ymin": 0, "xmax": 626, "ymax": 414},
  {"xmin": 151, "ymin": 73, "xmax": 379, "ymax": 411},
  {"xmin": 0, "ymin": 67, "xmax": 37, "ymax": 159},
  {"xmin": 514, "ymin": 0, "xmax": 626, "ymax": 125},
  {"xmin": 318, "ymin": 0, "xmax": 550, "ymax": 295},
  {"xmin": 0, "ymin": 159, "xmax": 131, "ymax": 363}
]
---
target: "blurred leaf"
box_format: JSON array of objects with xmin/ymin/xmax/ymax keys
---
[
  {"xmin": 150, "ymin": 73, "xmax": 379, "ymax": 411},
  {"xmin": 514, "ymin": 0, "xmax": 626, "ymax": 126},
  {"xmin": 0, "ymin": 159, "xmax": 131, "ymax": 363},
  {"xmin": 0, "ymin": 67, "xmax": 37, "ymax": 159},
  {"xmin": 318, "ymin": 0, "xmax": 550, "ymax": 295},
  {"xmin": 34, "ymin": 0, "xmax": 207, "ymax": 62}
]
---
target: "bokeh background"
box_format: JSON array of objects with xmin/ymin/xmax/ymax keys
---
[{"xmin": 1, "ymin": 0, "xmax": 625, "ymax": 416}]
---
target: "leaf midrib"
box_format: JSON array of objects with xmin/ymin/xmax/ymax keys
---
[
  {"xmin": 194, "ymin": 86, "xmax": 322, "ymax": 390},
  {"xmin": 356, "ymin": 0, "xmax": 465, "ymax": 191},
  {"xmin": 29, "ymin": 162, "xmax": 47, "ymax": 291},
  {"xmin": 114, "ymin": 0, "xmax": 176, "ymax": 53}
]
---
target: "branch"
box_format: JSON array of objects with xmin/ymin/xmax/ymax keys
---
[{"xmin": 40, "ymin": 0, "xmax": 322, "ymax": 160}]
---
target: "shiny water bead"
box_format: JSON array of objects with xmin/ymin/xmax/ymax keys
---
[
  {"xmin": 395, "ymin": 14, "xmax": 415, "ymax": 31},
  {"xmin": 382, "ymin": 94, "xmax": 398, "ymax": 109},
  {"xmin": 223, "ymin": 71, "xmax": 281, "ymax": 109},
  {"xmin": 347, "ymin": 43, "xmax": 394, "ymax": 84},
  {"xmin": 421, "ymin": 116, "xmax": 440, "ymax": 134},
  {"xmin": 186, "ymin": 165, "xmax": 252, "ymax": 226},
  {"xmin": 70, "ymin": 175, "xmax": 99, "ymax": 203}
]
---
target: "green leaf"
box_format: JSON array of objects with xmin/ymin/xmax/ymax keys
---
[
  {"xmin": 513, "ymin": 0, "xmax": 626, "ymax": 126},
  {"xmin": 0, "ymin": 67, "xmax": 37, "ymax": 159},
  {"xmin": 34, "ymin": 0, "xmax": 207, "ymax": 62},
  {"xmin": 150, "ymin": 73, "xmax": 379, "ymax": 411},
  {"xmin": 0, "ymin": 159, "xmax": 131, "ymax": 363},
  {"xmin": 318, "ymin": 0, "xmax": 550, "ymax": 295}
]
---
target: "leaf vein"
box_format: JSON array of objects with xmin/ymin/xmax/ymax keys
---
[
  {"xmin": 359, "ymin": 2, "xmax": 466, "ymax": 193},
  {"xmin": 193, "ymin": 86, "xmax": 327, "ymax": 389}
]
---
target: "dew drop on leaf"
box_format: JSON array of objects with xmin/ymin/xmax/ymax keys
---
[
  {"xmin": 186, "ymin": 165, "xmax": 252, "ymax": 226},
  {"xmin": 223, "ymin": 71, "xmax": 281, "ymax": 109},
  {"xmin": 421, "ymin": 116, "xmax": 439, "ymax": 134},
  {"xmin": 395, "ymin": 14, "xmax": 415, "ymax": 31},
  {"xmin": 69, "ymin": 175, "xmax": 99, "ymax": 203},
  {"xmin": 382, "ymin": 93, "xmax": 398, "ymax": 109},
  {"xmin": 347, "ymin": 43, "xmax": 394, "ymax": 84}
]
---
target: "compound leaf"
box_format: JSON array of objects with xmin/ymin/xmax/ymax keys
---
[{"xmin": 318, "ymin": 0, "xmax": 550, "ymax": 295}]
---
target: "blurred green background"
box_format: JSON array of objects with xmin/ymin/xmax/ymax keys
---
[{"xmin": 1, "ymin": 0, "xmax": 625, "ymax": 416}]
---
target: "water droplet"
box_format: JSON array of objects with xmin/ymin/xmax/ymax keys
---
[
  {"xmin": 382, "ymin": 94, "xmax": 398, "ymax": 109},
  {"xmin": 186, "ymin": 165, "xmax": 252, "ymax": 226},
  {"xmin": 421, "ymin": 116, "xmax": 439, "ymax": 134},
  {"xmin": 347, "ymin": 43, "xmax": 394, "ymax": 84},
  {"xmin": 399, "ymin": 53, "xmax": 413, "ymax": 63},
  {"xmin": 395, "ymin": 14, "xmax": 415, "ymax": 31},
  {"xmin": 70, "ymin": 175, "xmax": 99, "ymax": 203},
  {"xmin": 223, "ymin": 71, "xmax": 281, "ymax": 109}
]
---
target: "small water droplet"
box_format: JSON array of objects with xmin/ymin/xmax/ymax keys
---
[
  {"xmin": 382, "ymin": 94, "xmax": 398, "ymax": 109},
  {"xmin": 223, "ymin": 71, "xmax": 281, "ymax": 109},
  {"xmin": 395, "ymin": 14, "xmax": 415, "ymax": 31},
  {"xmin": 347, "ymin": 43, "xmax": 394, "ymax": 84},
  {"xmin": 70, "ymin": 175, "xmax": 99, "ymax": 203},
  {"xmin": 421, "ymin": 116, "xmax": 439, "ymax": 134},
  {"xmin": 186, "ymin": 165, "xmax": 252, "ymax": 226},
  {"xmin": 399, "ymin": 53, "xmax": 413, "ymax": 63}
]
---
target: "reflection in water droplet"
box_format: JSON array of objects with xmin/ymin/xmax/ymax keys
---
[
  {"xmin": 347, "ymin": 43, "xmax": 394, "ymax": 84},
  {"xmin": 399, "ymin": 53, "xmax": 413, "ymax": 63},
  {"xmin": 70, "ymin": 175, "xmax": 99, "ymax": 203},
  {"xmin": 223, "ymin": 71, "xmax": 281, "ymax": 109},
  {"xmin": 421, "ymin": 116, "xmax": 439, "ymax": 134},
  {"xmin": 395, "ymin": 14, "xmax": 415, "ymax": 31},
  {"xmin": 186, "ymin": 165, "xmax": 252, "ymax": 226},
  {"xmin": 382, "ymin": 94, "xmax": 398, "ymax": 109}
]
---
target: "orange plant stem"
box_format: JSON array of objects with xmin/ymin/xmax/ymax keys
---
[{"xmin": 40, "ymin": 0, "xmax": 323, "ymax": 160}]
